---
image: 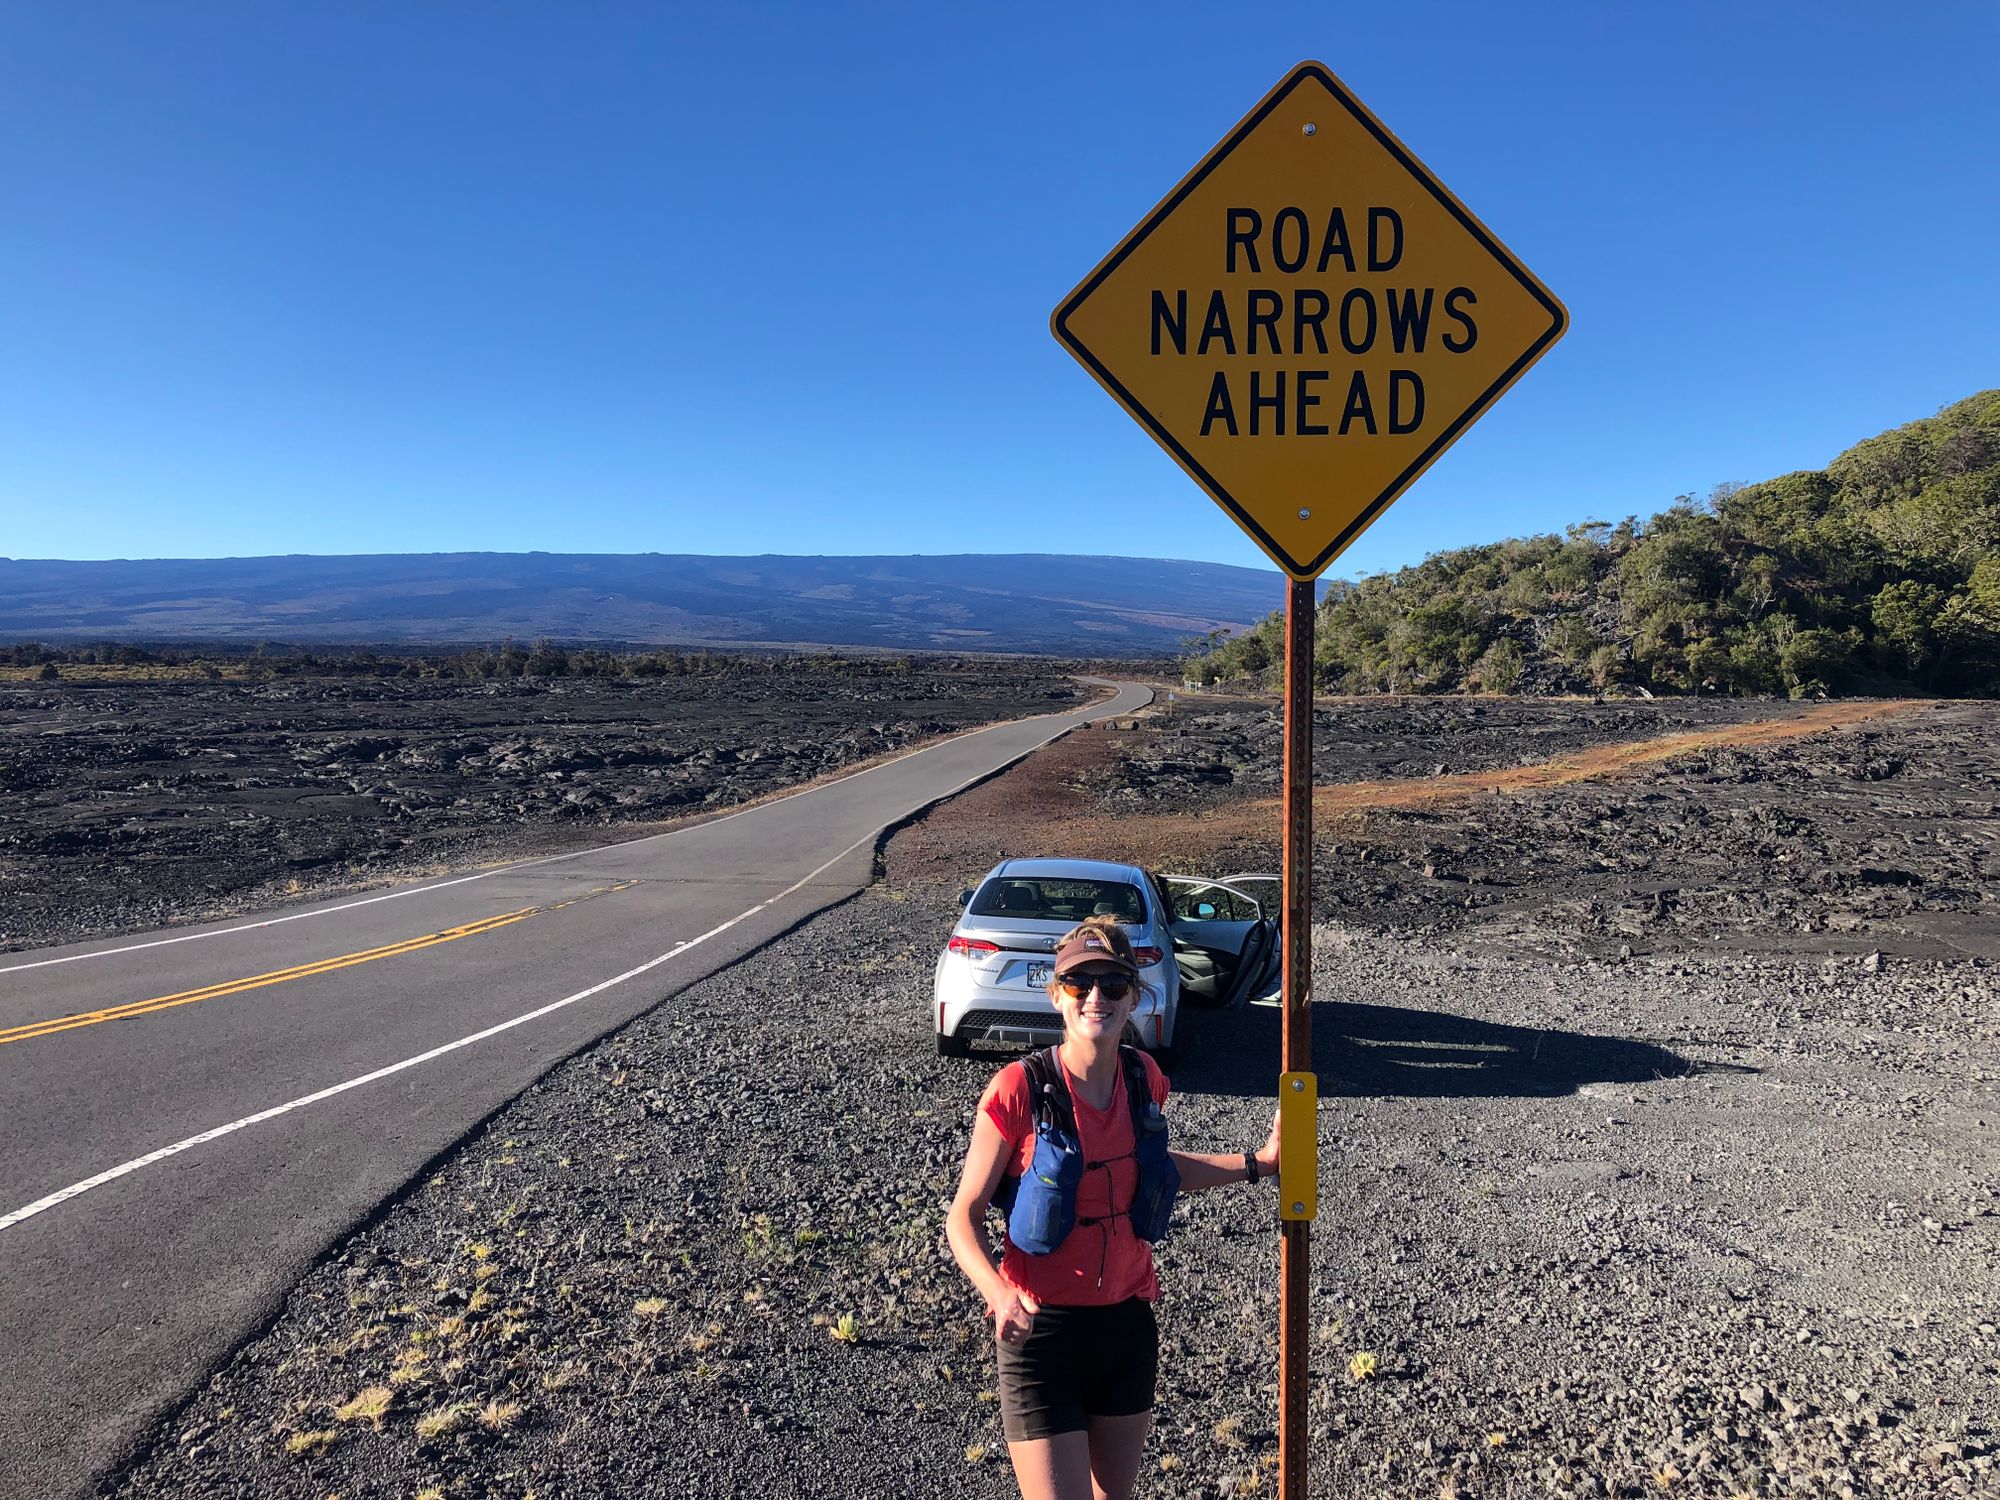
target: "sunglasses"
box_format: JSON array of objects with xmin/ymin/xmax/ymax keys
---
[{"xmin": 1057, "ymin": 973, "xmax": 1133, "ymax": 1001}]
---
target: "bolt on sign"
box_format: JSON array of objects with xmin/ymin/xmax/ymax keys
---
[{"xmin": 1052, "ymin": 61, "xmax": 1567, "ymax": 579}]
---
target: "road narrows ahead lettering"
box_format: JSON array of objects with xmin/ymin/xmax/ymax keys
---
[{"xmin": 1050, "ymin": 61, "xmax": 1567, "ymax": 579}]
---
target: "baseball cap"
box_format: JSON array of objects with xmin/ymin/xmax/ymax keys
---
[{"xmin": 1052, "ymin": 924, "xmax": 1140, "ymax": 977}]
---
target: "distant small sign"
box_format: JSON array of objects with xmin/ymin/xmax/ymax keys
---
[{"xmin": 1053, "ymin": 61, "xmax": 1567, "ymax": 580}]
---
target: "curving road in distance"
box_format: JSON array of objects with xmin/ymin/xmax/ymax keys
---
[{"xmin": 0, "ymin": 679, "xmax": 1153, "ymax": 1499}]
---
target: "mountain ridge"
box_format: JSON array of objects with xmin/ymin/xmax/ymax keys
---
[{"xmin": 0, "ymin": 551, "xmax": 1282, "ymax": 657}]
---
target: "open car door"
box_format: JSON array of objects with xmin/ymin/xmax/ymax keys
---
[{"xmin": 1157, "ymin": 876, "xmax": 1281, "ymax": 1011}]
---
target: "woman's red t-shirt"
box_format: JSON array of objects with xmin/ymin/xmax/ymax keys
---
[{"xmin": 980, "ymin": 1051, "xmax": 1170, "ymax": 1306}]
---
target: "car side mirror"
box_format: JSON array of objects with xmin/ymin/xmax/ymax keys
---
[{"xmin": 957, "ymin": 889, "xmax": 974, "ymax": 908}]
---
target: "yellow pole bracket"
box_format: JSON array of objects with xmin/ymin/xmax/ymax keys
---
[{"xmin": 1278, "ymin": 1071, "xmax": 1317, "ymax": 1221}]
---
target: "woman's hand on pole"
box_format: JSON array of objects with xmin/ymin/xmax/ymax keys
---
[
  {"xmin": 1256, "ymin": 1105, "xmax": 1281, "ymax": 1180},
  {"xmin": 990, "ymin": 1285, "xmax": 1041, "ymax": 1345}
]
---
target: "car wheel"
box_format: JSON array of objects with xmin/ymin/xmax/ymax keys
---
[{"xmin": 936, "ymin": 1030, "xmax": 971, "ymax": 1059}]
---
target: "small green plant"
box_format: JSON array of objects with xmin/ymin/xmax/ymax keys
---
[
  {"xmin": 1348, "ymin": 1351, "xmax": 1379, "ymax": 1381},
  {"xmin": 632, "ymin": 1297, "xmax": 670, "ymax": 1318},
  {"xmin": 284, "ymin": 1428, "xmax": 337, "ymax": 1456},
  {"xmin": 829, "ymin": 1313, "xmax": 861, "ymax": 1345}
]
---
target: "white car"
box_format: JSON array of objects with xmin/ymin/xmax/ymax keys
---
[{"xmin": 932, "ymin": 857, "xmax": 1279, "ymax": 1060}]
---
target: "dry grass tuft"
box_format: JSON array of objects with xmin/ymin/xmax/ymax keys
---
[
  {"xmin": 332, "ymin": 1323, "xmax": 389, "ymax": 1358},
  {"xmin": 540, "ymin": 1361, "xmax": 588, "ymax": 1392},
  {"xmin": 332, "ymin": 1385, "xmax": 393, "ymax": 1428},
  {"xmin": 476, "ymin": 1398, "xmax": 523, "ymax": 1432},
  {"xmin": 413, "ymin": 1403, "xmax": 473, "ymax": 1442}
]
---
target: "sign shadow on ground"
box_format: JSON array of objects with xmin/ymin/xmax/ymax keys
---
[{"xmin": 1169, "ymin": 1000, "xmax": 1737, "ymax": 1100}]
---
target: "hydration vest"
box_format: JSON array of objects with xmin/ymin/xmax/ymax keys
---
[{"xmin": 992, "ymin": 1045, "xmax": 1180, "ymax": 1255}]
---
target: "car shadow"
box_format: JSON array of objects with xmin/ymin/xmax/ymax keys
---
[{"xmin": 1166, "ymin": 999, "xmax": 1738, "ymax": 1100}]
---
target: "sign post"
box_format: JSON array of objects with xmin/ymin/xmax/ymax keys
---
[
  {"xmin": 1278, "ymin": 575, "xmax": 1316, "ymax": 1497},
  {"xmin": 1051, "ymin": 61, "xmax": 1565, "ymax": 1496}
]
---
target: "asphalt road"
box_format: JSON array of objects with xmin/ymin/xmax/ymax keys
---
[{"xmin": 0, "ymin": 679, "xmax": 1152, "ymax": 1499}]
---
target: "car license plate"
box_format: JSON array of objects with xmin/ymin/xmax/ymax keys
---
[{"xmin": 1024, "ymin": 961, "xmax": 1051, "ymax": 988}]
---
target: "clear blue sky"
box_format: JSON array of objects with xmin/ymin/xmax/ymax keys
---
[{"xmin": 3, "ymin": 2, "xmax": 1995, "ymax": 581}]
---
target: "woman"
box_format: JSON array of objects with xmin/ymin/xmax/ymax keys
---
[{"xmin": 945, "ymin": 916, "xmax": 1281, "ymax": 1500}]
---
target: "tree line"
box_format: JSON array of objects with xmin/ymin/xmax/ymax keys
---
[{"xmin": 1183, "ymin": 390, "xmax": 2000, "ymax": 697}]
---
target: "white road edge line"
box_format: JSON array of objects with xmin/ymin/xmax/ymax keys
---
[
  {"xmin": 0, "ymin": 685, "xmax": 1132, "ymax": 977},
  {"xmin": 0, "ymin": 720, "xmax": 1073, "ymax": 1234}
]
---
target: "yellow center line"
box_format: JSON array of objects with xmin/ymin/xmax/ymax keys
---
[{"xmin": 0, "ymin": 880, "xmax": 640, "ymax": 1049}]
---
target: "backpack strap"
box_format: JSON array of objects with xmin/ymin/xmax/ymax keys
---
[
  {"xmin": 1018, "ymin": 1046, "xmax": 1075, "ymax": 1138},
  {"xmin": 1117, "ymin": 1044, "xmax": 1153, "ymax": 1131},
  {"xmin": 1025, "ymin": 1045, "xmax": 1152, "ymax": 1139}
]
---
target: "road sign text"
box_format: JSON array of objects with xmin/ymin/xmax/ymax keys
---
[{"xmin": 1052, "ymin": 62, "xmax": 1567, "ymax": 579}]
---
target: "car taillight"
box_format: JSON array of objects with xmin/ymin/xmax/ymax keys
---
[
  {"xmin": 948, "ymin": 936, "xmax": 1001, "ymax": 958},
  {"xmin": 1133, "ymin": 946, "xmax": 1164, "ymax": 967}
]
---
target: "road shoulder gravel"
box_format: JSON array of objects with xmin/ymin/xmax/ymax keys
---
[{"xmin": 110, "ymin": 891, "xmax": 1997, "ymax": 1498}]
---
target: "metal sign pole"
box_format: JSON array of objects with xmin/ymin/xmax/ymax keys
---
[
  {"xmin": 1278, "ymin": 575, "xmax": 1315, "ymax": 1499},
  {"xmin": 1047, "ymin": 58, "xmax": 1567, "ymax": 1500}
]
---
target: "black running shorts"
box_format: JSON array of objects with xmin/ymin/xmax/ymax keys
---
[{"xmin": 995, "ymin": 1297, "xmax": 1159, "ymax": 1442}]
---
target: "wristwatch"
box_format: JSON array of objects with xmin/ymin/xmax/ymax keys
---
[{"xmin": 1242, "ymin": 1152, "xmax": 1262, "ymax": 1183}]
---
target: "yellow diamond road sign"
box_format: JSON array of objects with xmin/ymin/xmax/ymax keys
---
[{"xmin": 1053, "ymin": 62, "xmax": 1567, "ymax": 580}]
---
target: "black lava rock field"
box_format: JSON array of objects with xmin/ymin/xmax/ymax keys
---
[
  {"xmin": 0, "ymin": 662, "xmax": 1084, "ymax": 952},
  {"xmin": 1106, "ymin": 697, "xmax": 1999, "ymax": 964},
  {"xmin": 107, "ymin": 697, "xmax": 1997, "ymax": 1499}
]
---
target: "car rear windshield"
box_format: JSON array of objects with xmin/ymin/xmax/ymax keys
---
[{"xmin": 969, "ymin": 878, "xmax": 1146, "ymax": 923}]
